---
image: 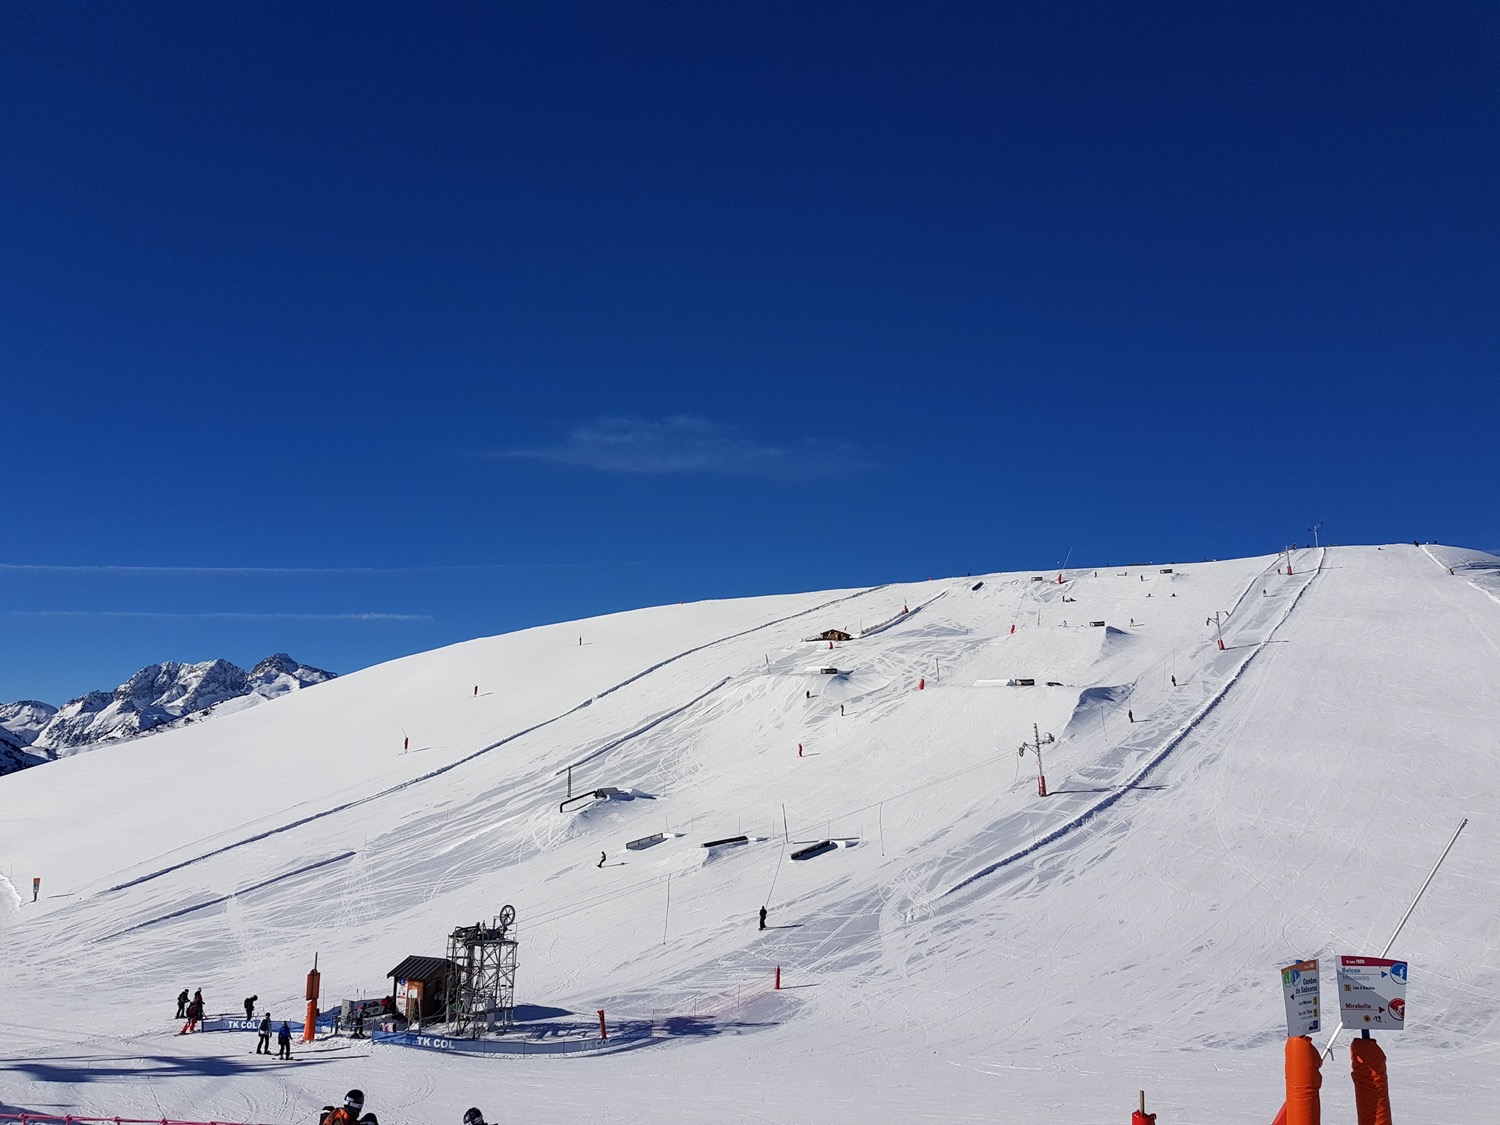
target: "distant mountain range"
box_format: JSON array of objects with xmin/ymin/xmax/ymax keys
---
[{"xmin": 0, "ymin": 654, "xmax": 334, "ymax": 775}]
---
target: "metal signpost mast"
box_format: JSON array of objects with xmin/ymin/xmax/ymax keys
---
[{"xmin": 1019, "ymin": 723, "xmax": 1055, "ymax": 797}]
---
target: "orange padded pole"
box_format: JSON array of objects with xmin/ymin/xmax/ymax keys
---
[
  {"xmin": 1285, "ymin": 1035, "xmax": 1322, "ymax": 1125},
  {"xmin": 1350, "ymin": 1037, "xmax": 1392, "ymax": 1125}
]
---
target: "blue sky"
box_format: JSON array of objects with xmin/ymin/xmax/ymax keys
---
[{"xmin": 3, "ymin": 2, "xmax": 1496, "ymax": 705}]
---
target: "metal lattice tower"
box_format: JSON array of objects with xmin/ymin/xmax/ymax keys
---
[{"xmin": 444, "ymin": 905, "xmax": 518, "ymax": 1037}]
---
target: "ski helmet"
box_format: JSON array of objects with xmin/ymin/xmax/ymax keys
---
[
  {"xmin": 345, "ymin": 1091, "xmax": 365, "ymax": 1110},
  {"xmin": 463, "ymin": 1109, "xmax": 485, "ymax": 1125}
]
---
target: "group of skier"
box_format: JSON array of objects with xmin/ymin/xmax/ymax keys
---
[
  {"xmin": 255, "ymin": 1012, "xmax": 294, "ymax": 1058},
  {"xmin": 172, "ymin": 986, "xmax": 291, "ymax": 1056},
  {"xmin": 318, "ymin": 1090, "xmax": 488, "ymax": 1125},
  {"xmin": 174, "ymin": 988, "xmax": 205, "ymax": 1034}
]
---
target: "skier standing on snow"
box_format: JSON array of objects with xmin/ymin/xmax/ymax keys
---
[
  {"xmin": 257, "ymin": 1013, "xmax": 272, "ymax": 1053},
  {"xmin": 244, "ymin": 995, "xmax": 257, "ymax": 1020},
  {"xmin": 181, "ymin": 996, "xmax": 204, "ymax": 1034},
  {"xmin": 598, "ymin": 851, "xmax": 606, "ymax": 868},
  {"xmin": 176, "ymin": 988, "xmax": 189, "ymax": 1019},
  {"xmin": 277, "ymin": 1020, "xmax": 292, "ymax": 1059},
  {"xmin": 759, "ymin": 905, "xmax": 768, "ymax": 931}
]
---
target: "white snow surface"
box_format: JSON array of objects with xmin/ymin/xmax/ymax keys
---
[{"xmin": 1, "ymin": 545, "xmax": 1498, "ymax": 1124}]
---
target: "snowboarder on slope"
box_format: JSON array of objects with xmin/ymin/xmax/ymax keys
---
[
  {"xmin": 257, "ymin": 1013, "xmax": 272, "ymax": 1054},
  {"xmin": 277, "ymin": 1021, "xmax": 292, "ymax": 1059},
  {"xmin": 598, "ymin": 851, "xmax": 606, "ymax": 868}
]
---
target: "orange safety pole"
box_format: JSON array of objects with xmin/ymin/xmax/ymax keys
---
[
  {"xmin": 302, "ymin": 962, "xmax": 321, "ymax": 1043},
  {"xmin": 1284, "ymin": 1035, "xmax": 1322, "ymax": 1125},
  {"xmin": 597, "ymin": 1009, "xmax": 607, "ymax": 1040},
  {"xmin": 1350, "ymin": 1036, "xmax": 1392, "ymax": 1125}
]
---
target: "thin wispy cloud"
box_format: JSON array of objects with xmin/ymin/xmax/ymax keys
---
[
  {"xmin": 0, "ymin": 563, "xmax": 584, "ymax": 576},
  {"xmin": 5, "ymin": 611, "xmax": 431, "ymax": 621},
  {"xmin": 494, "ymin": 415, "xmax": 873, "ymax": 479}
]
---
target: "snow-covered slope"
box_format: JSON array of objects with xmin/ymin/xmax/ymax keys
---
[{"xmin": 0, "ymin": 545, "xmax": 1497, "ymax": 1125}]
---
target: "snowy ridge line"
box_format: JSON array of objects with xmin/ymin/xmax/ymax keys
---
[
  {"xmin": 557, "ymin": 677, "xmax": 732, "ymax": 775},
  {"xmin": 593, "ymin": 584, "xmax": 889, "ymax": 702},
  {"xmin": 97, "ymin": 851, "xmax": 357, "ymax": 940},
  {"xmin": 1427, "ymin": 544, "xmax": 1500, "ymax": 609},
  {"xmin": 97, "ymin": 588, "xmax": 885, "ymax": 898},
  {"xmin": 942, "ymin": 552, "xmax": 1323, "ymax": 900}
]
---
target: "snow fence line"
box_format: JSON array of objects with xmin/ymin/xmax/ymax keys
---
[
  {"xmin": 373, "ymin": 1020, "xmax": 653, "ymax": 1057},
  {"xmin": 194, "ymin": 1009, "xmax": 339, "ymax": 1034}
]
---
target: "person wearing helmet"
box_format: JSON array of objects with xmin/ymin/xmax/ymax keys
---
[
  {"xmin": 463, "ymin": 1109, "xmax": 486, "ymax": 1125},
  {"xmin": 322, "ymin": 1090, "xmax": 365, "ymax": 1125}
]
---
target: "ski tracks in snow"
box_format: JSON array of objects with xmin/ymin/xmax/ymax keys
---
[
  {"xmin": 88, "ymin": 586, "xmax": 892, "ymax": 903},
  {"xmin": 937, "ymin": 549, "xmax": 1326, "ymax": 903}
]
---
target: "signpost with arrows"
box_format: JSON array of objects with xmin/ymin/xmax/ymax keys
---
[{"xmin": 1337, "ymin": 956, "xmax": 1408, "ymax": 1032}]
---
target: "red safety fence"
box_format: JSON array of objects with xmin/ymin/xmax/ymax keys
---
[{"xmin": 2, "ymin": 1115, "xmax": 283, "ymax": 1125}]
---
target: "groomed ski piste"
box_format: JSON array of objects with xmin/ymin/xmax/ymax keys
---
[{"xmin": 2, "ymin": 544, "xmax": 1498, "ymax": 1124}]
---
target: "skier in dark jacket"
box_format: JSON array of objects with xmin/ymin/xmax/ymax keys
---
[
  {"xmin": 277, "ymin": 1021, "xmax": 292, "ymax": 1059},
  {"xmin": 244, "ymin": 995, "xmax": 258, "ymax": 1020},
  {"xmin": 463, "ymin": 1110, "xmax": 486, "ymax": 1125},
  {"xmin": 175, "ymin": 989, "xmax": 189, "ymax": 1019},
  {"xmin": 257, "ymin": 1013, "xmax": 272, "ymax": 1053}
]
